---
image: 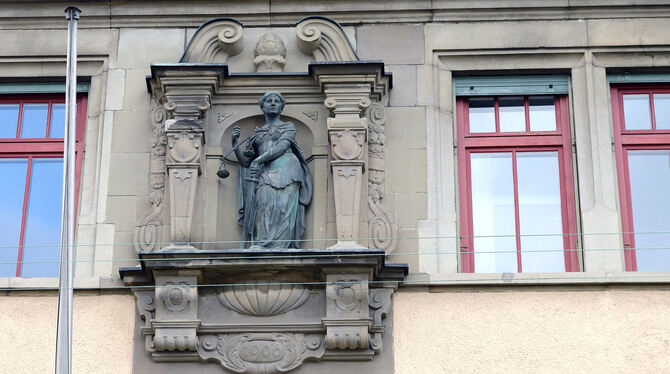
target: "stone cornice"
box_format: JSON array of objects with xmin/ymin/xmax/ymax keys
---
[{"xmin": 2, "ymin": 1, "xmax": 670, "ymax": 30}]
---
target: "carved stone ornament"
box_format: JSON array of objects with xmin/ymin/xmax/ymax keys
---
[
  {"xmin": 217, "ymin": 282, "xmax": 310, "ymax": 317},
  {"xmin": 121, "ymin": 250, "xmax": 407, "ymax": 372},
  {"xmin": 199, "ymin": 333, "xmax": 325, "ymax": 374},
  {"xmin": 329, "ymin": 128, "xmax": 365, "ymax": 161},
  {"xmin": 296, "ymin": 16, "xmax": 358, "ymax": 61},
  {"xmin": 180, "ymin": 18, "xmax": 244, "ymax": 63},
  {"xmin": 134, "ymin": 103, "xmax": 167, "ymax": 253},
  {"xmin": 253, "ymin": 32, "xmax": 287, "ymax": 72},
  {"xmin": 367, "ymin": 103, "xmax": 396, "ymax": 251}
]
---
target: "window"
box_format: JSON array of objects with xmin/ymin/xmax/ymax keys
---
[
  {"xmin": 457, "ymin": 90, "xmax": 579, "ymax": 273},
  {"xmin": 611, "ymin": 84, "xmax": 670, "ymax": 271},
  {"xmin": 0, "ymin": 94, "xmax": 86, "ymax": 277}
]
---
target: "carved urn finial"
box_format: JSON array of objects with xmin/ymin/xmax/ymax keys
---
[{"xmin": 253, "ymin": 32, "xmax": 287, "ymax": 72}]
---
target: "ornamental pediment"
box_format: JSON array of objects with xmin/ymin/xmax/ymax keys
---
[{"xmin": 179, "ymin": 16, "xmax": 359, "ymax": 72}]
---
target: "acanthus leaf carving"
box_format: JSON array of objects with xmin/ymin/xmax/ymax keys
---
[
  {"xmin": 367, "ymin": 103, "xmax": 396, "ymax": 251},
  {"xmin": 199, "ymin": 333, "xmax": 324, "ymax": 374},
  {"xmin": 134, "ymin": 103, "xmax": 167, "ymax": 253}
]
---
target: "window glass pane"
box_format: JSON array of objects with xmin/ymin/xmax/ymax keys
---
[
  {"xmin": 529, "ymin": 96, "xmax": 557, "ymax": 132},
  {"xmin": 468, "ymin": 98, "xmax": 495, "ymax": 133},
  {"xmin": 20, "ymin": 103, "xmax": 48, "ymax": 138},
  {"xmin": 0, "ymin": 104, "xmax": 19, "ymax": 138},
  {"xmin": 0, "ymin": 158, "xmax": 28, "ymax": 277},
  {"xmin": 49, "ymin": 103, "xmax": 66, "ymax": 138},
  {"xmin": 653, "ymin": 94, "xmax": 670, "ymax": 130},
  {"xmin": 517, "ymin": 152, "xmax": 565, "ymax": 272},
  {"xmin": 471, "ymin": 153, "xmax": 517, "ymax": 272},
  {"xmin": 623, "ymin": 94, "xmax": 652, "ymax": 130},
  {"xmin": 21, "ymin": 158, "xmax": 63, "ymax": 277},
  {"xmin": 499, "ymin": 96, "xmax": 525, "ymax": 132},
  {"xmin": 627, "ymin": 150, "xmax": 670, "ymax": 272}
]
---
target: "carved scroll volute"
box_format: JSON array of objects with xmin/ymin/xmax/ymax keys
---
[
  {"xmin": 153, "ymin": 276, "xmax": 200, "ymax": 352},
  {"xmin": 296, "ymin": 16, "xmax": 358, "ymax": 62},
  {"xmin": 181, "ymin": 18, "xmax": 244, "ymax": 63}
]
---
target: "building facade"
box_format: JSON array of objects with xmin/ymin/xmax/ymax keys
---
[{"xmin": 2, "ymin": 1, "xmax": 670, "ymax": 373}]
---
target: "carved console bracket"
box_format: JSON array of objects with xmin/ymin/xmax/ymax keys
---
[
  {"xmin": 181, "ymin": 18, "xmax": 244, "ymax": 63},
  {"xmin": 312, "ymin": 63, "xmax": 391, "ymax": 249},
  {"xmin": 121, "ymin": 249, "xmax": 407, "ymax": 373}
]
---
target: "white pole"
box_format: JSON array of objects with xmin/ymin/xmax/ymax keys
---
[{"xmin": 56, "ymin": 6, "xmax": 80, "ymax": 374}]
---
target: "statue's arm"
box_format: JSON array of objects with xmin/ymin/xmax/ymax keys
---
[
  {"xmin": 254, "ymin": 124, "xmax": 295, "ymax": 164},
  {"xmin": 232, "ymin": 125, "xmax": 253, "ymax": 167}
]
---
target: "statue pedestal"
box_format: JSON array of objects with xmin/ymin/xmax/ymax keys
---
[{"xmin": 120, "ymin": 249, "xmax": 406, "ymax": 373}]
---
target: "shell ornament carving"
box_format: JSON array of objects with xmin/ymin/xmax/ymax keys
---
[{"xmin": 217, "ymin": 282, "xmax": 310, "ymax": 317}]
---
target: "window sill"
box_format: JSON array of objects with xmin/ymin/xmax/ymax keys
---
[{"xmin": 404, "ymin": 271, "xmax": 670, "ymax": 288}]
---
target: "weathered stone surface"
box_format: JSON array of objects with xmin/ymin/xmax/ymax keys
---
[
  {"xmin": 388, "ymin": 65, "xmax": 417, "ymax": 107},
  {"xmin": 396, "ymin": 193, "xmax": 427, "ymax": 229},
  {"xmin": 108, "ymin": 153, "xmax": 150, "ymax": 196},
  {"xmin": 587, "ymin": 18, "xmax": 670, "ymax": 47},
  {"xmin": 117, "ymin": 28, "xmax": 185, "ymax": 69},
  {"xmin": 356, "ymin": 24, "xmax": 424, "ymax": 64},
  {"xmin": 111, "ymin": 110, "xmax": 152, "ymax": 153},
  {"xmin": 385, "ymin": 107, "xmax": 426, "ymax": 150},
  {"xmin": 386, "ymin": 149, "xmax": 427, "ymax": 193},
  {"xmin": 105, "ymin": 69, "xmax": 126, "ymax": 111}
]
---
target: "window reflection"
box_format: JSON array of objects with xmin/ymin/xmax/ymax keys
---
[
  {"xmin": 469, "ymin": 98, "xmax": 495, "ymax": 133},
  {"xmin": 529, "ymin": 96, "xmax": 556, "ymax": 131},
  {"xmin": 628, "ymin": 150, "xmax": 670, "ymax": 271},
  {"xmin": 49, "ymin": 104, "xmax": 66, "ymax": 138},
  {"xmin": 623, "ymin": 94, "xmax": 652, "ymax": 130},
  {"xmin": 20, "ymin": 104, "xmax": 49, "ymax": 138},
  {"xmin": 21, "ymin": 158, "xmax": 63, "ymax": 277},
  {"xmin": 499, "ymin": 96, "xmax": 525, "ymax": 132},
  {"xmin": 0, "ymin": 159, "xmax": 28, "ymax": 277},
  {"xmin": 517, "ymin": 152, "xmax": 565, "ymax": 272},
  {"xmin": 0, "ymin": 104, "xmax": 19, "ymax": 138},
  {"xmin": 653, "ymin": 94, "xmax": 670, "ymax": 130},
  {"xmin": 471, "ymin": 153, "xmax": 517, "ymax": 273}
]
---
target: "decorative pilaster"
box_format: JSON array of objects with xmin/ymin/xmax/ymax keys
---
[{"xmin": 313, "ymin": 63, "xmax": 390, "ymax": 249}]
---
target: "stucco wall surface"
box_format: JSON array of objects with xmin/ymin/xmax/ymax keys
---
[
  {"xmin": 394, "ymin": 287, "xmax": 670, "ymax": 373},
  {"xmin": 0, "ymin": 293, "xmax": 135, "ymax": 374}
]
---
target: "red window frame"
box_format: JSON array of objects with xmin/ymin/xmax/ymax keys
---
[
  {"xmin": 0, "ymin": 93, "xmax": 87, "ymax": 277},
  {"xmin": 611, "ymin": 84, "xmax": 670, "ymax": 271},
  {"xmin": 457, "ymin": 95, "xmax": 580, "ymax": 273}
]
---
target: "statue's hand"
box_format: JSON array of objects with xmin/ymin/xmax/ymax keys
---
[{"xmin": 232, "ymin": 125, "xmax": 240, "ymax": 144}]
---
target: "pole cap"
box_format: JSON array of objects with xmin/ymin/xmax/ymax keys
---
[{"xmin": 65, "ymin": 6, "xmax": 81, "ymax": 21}]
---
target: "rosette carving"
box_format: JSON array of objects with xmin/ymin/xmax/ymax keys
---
[{"xmin": 218, "ymin": 282, "xmax": 310, "ymax": 317}]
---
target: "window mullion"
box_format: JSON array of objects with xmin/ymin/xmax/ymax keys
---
[
  {"xmin": 16, "ymin": 156, "xmax": 33, "ymax": 277},
  {"xmin": 511, "ymin": 150, "xmax": 522, "ymax": 272},
  {"xmin": 494, "ymin": 97, "xmax": 500, "ymax": 133},
  {"xmin": 15, "ymin": 102, "xmax": 23, "ymax": 139},
  {"xmin": 45, "ymin": 101, "xmax": 53, "ymax": 138},
  {"xmin": 524, "ymin": 96, "xmax": 530, "ymax": 132},
  {"xmin": 649, "ymin": 92, "xmax": 657, "ymax": 131}
]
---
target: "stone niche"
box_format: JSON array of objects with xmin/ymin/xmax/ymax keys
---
[{"xmin": 122, "ymin": 16, "xmax": 406, "ymax": 374}]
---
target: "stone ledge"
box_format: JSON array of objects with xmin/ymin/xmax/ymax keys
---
[{"xmin": 404, "ymin": 271, "xmax": 670, "ymax": 287}]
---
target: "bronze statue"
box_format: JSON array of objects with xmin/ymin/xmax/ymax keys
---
[{"xmin": 230, "ymin": 91, "xmax": 312, "ymax": 249}]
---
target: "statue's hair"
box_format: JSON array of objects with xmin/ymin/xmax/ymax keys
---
[{"xmin": 258, "ymin": 91, "xmax": 286, "ymax": 108}]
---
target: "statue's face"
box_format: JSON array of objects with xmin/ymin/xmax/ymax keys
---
[{"xmin": 262, "ymin": 94, "xmax": 284, "ymax": 115}]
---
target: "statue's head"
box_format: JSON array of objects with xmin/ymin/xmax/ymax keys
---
[{"xmin": 258, "ymin": 91, "xmax": 286, "ymax": 115}]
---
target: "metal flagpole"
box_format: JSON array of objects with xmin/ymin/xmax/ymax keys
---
[{"xmin": 56, "ymin": 6, "xmax": 80, "ymax": 374}]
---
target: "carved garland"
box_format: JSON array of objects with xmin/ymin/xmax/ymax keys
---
[{"xmin": 367, "ymin": 103, "xmax": 396, "ymax": 251}]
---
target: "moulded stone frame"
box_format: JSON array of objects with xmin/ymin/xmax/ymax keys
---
[{"xmin": 421, "ymin": 43, "xmax": 670, "ymax": 281}]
